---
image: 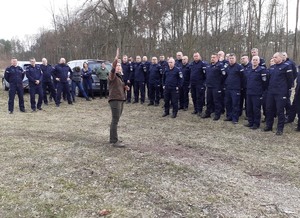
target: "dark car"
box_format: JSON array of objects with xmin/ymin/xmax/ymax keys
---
[{"xmin": 67, "ymin": 59, "xmax": 111, "ymax": 95}]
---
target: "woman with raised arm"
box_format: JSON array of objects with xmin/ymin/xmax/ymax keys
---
[{"xmin": 108, "ymin": 48, "xmax": 130, "ymax": 147}]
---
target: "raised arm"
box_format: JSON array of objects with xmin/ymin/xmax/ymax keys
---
[{"xmin": 109, "ymin": 48, "xmax": 120, "ymax": 81}]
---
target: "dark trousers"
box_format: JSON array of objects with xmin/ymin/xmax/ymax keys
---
[
  {"xmin": 240, "ymin": 89, "xmax": 247, "ymax": 116},
  {"xmin": 71, "ymin": 80, "xmax": 88, "ymax": 101},
  {"xmin": 266, "ymin": 93, "xmax": 287, "ymax": 131},
  {"xmin": 286, "ymin": 90, "xmax": 300, "ymax": 126},
  {"xmin": 182, "ymin": 85, "xmax": 190, "ymax": 109},
  {"xmin": 42, "ymin": 81, "xmax": 56, "ymax": 104},
  {"xmin": 126, "ymin": 80, "xmax": 134, "ymax": 102},
  {"xmin": 164, "ymin": 87, "xmax": 179, "ymax": 115},
  {"xmin": 109, "ymin": 100, "xmax": 124, "ymax": 143},
  {"xmin": 149, "ymin": 83, "xmax": 160, "ymax": 104},
  {"xmin": 100, "ymin": 79, "xmax": 108, "ymax": 97},
  {"xmin": 284, "ymin": 89, "xmax": 292, "ymax": 116},
  {"xmin": 29, "ymin": 84, "xmax": 43, "ymax": 110},
  {"xmin": 83, "ymin": 78, "xmax": 94, "ymax": 98},
  {"xmin": 225, "ymin": 89, "xmax": 241, "ymax": 122},
  {"xmin": 134, "ymin": 81, "xmax": 145, "ymax": 103},
  {"xmin": 262, "ymin": 90, "xmax": 268, "ymax": 117},
  {"xmin": 205, "ymin": 87, "xmax": 222, "ymax": 118},
  {"xmin": 8, "ymin": 83, "xmax": 25, "ymax": 112},
  {"xmin": 246, "ymin": 95, "xmax": 262, "ymax": 127},
  {"xmin": 191, "ymin": 84, "xmax": 205, "ymax": 113},
  {"xmin": 56, "ymin": 82, "xmax": 72, "ymax": 105}
]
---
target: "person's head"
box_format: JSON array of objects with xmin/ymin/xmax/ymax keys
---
[
  {"xmin": 228, "ymin": 53, "xmax": 237, "ymax": 65},
  {"xmin": 269, "ymin": 58, "xmax": 275, "ymax": 66},
  {"xmin": 225, "ymin": 53, "xmax": 230, "ymax": 61},
  {"xmin": 251, "ymin": 56, "xmax": 260, "ymax": 68},
  {"xmin": 193, "ymin": 52, "xmax": 201, "ymax": 62},
  {"xmin": 168, "ymin": 57, "xmax": 175, "ymax": 69},
  {"xmin": 182, "ymin": 56, "xmax": 189, "ymax": 65},
  {"xmin": 282, "ymin": 52, "xmax": 288, "ymax": 61},
  {"xmin": 151, "ymin": 57, "xmax": 158, "ymax": 64},
  {"xmin": 30, "ymin": 57, "xmax": 36, "ymax": 66},
  {"xmin": 159, "ymin": 55, "xmax": 165, "ymax": 61},
  {"xmin": 176, "ymin": 52, "xmax": 183, "ymax": 60},
  {"xmin": 74, "ymin": 66, "xmax": 81, "ymax": 72},
  {"xmin": 115, "ymin": 62, "xmax": 122, "ymax": 73},
  {"xmin": 122, "ymin": 55, "xmax": 128, "ymax": 63},
  {"xmin": 211, "ymin": 53, "xmax": 219, "ymax": 64},
  {"xmin": 128, "ymin": 56, "xmax": 133, "ymax": 62},
  {"xmin": 136, "ymin": 56, "xmax": 141, "ymax": 63},
  {"xmin": 11, "ymin": 57, "xmax": 18, "ymax": 66},
  {"xmin": 83, "ymin": 62, "xmax": 88, "ymax": 68},
  {"xmin": 240, "ymin": 55, "xmax": 249, "ymax": 65},
  {"xmin": 272, "ymin": 52, "xmax": 284, "ymax": 64},
  {"xmin": 217, "ymin": 51, "xmax": 225, "ymax": 61},
  {"xmin": 59, "ymin": 58, "xmax": 66, "ymax": 64},
  {"xmin": 101, "ymin": 63, "xmax": 106, "ymax": 69},
  {"xmin": 251, "ymin": 48, "xmax": 259, "ymax": 56},
  {"xmin": 42, "ymin": 58, "xmax": 48, "ymax": 65},
  {"xmin": 142, "ymin": 56, "xmax": 148, "ymax": 62}
]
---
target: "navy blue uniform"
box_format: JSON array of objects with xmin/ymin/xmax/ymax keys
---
[
  {"xmin": 240, "ymin": 62, "xmax": 252, "ymax": 116},
  {"xmin": 53, "ymin": 64, "xmax": 73, "ymax": 106},
  {"xmin": 189, "ymin": 60, "xmax": 206, "ymax": 115},
  {"xmin": 203, "ymin": 61, "xmax": 225, "ymax": 119},
  {"xmin": 142, "ymin": 61, "xmax": 151, "ymax": 99},
  {"xmin": 224, "ymin": 63, "xmax": 244, "ymax": 123},
  {"xmin": 122, "ymin": 61, "xmax": 133, "ymax": 103},
  {"xmin": 148, "ymin": 63, "xmax": 162, "ymax": 105},
  {"xmin": 246, "ymin": 66, "xmax": 267, "ymax": 128},
  {"xmin": 82, "ymin": 67, "xmax": 94, "ymax": 99},
  {"xmin": 163, "ymin": 66, "xmax": 183, "ymax": 117},
  {"xmin": 175, "ymin": 59, "xmax": 183, "ymax": 69},
  {"xmin": 26, "ymin": 65, "xmax": 43, "ymax": 110},
  {"xmin": 132, "ymin": 62, "xmax": 146, "ymax": 103},
  {"xmin": 265, "ymin": 62, "xmax": 294, "ymax": 133},
  {"xmin": 180, "ymin": 63, "xmax": 191, "ymax": 110},
  {"xmin": 40, "ymin": 64, "xmax": 56, "ymax": 104},
  {"xmin": 159, "ymin": 60, "xmax": 168, "ymax": 98},
  {"xmin": 286, "ymin": 71, "xmax": 300, "ymax": 129},
  {"xmin": 4, "ymin": 65, "xmax": 25, "ymax": 112}
]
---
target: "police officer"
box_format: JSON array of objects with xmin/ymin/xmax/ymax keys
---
[
  {"xmin": 180, "ymin": 56, "xmax": 191, "ymax": 111},
  {"xmin": 142, "ymin": 56, "xmax": 151, "ymax": 100},
  {"xmin": 218, "ymin": 51, "xmax": 228, "ymax": 114},
  {"xmin": 4, "ymin": 58, "xmax": 26, "ymax": 114},
  {"xmin": 132, "ymin": 56, "xmax": 146, "ymax": 104},
  {"xmin": 26, "ymin": 57, "xmax": 43, "ymax": 112},
  {"xmin": 190, "ymin": 52, "xmax": 206, "ymax": 116},
  {"xmin": 251, "ymin": 48, "xmax": 266, "ymax": 67},
  {"xmin": 223, "ymin": 53, "xmax": 244, "ymax": 124},
  {"xmin": 240, "ymin": 55, "xmax": 252, "ymax": 117},
  {"xmin": 244, "ymin": 56, "xmax": 267, "ymax": 129},
  {"xmin": 40, "ymin": 58, "xmax": 56, "ymax": 105},
  {"xmin": 175, "ymin": 52, "xmax": 183, "ymax": 69},
  {"xmin": 148, "ymin": 57, "xmax": 162, "ymax": 106},
  {"xmin": 121, "ymin": 55, "xmax": 133, "ymax": 103},
  {"xmin": 264, "ymin": 52, "xmax": 294, "ymax": 135},
  {"xmin": 162, "ymin": 58, "xmax": 183, "ymax": 118},
  {"xmin": 159, "ymin": 55, "xmax": 168, "ymax": 99},
  {"xmin": 202, "ymin": 53, "xmax": 225, "ymax": 120},
  {"xmin": 53, "ymin": 58, "xmax": 73, "ymax": 107}
]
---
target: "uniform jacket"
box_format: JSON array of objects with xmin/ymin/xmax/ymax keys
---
[
  {"xmin": 189, "ymin": 60, "xmax": 206, "ymax": 86},
  {"xmin": 204, "ymin": 61, "xmax": 225, "ymax": 89},
  {"xmin": 148, "ymin": 64, "xmax": 162, "ymax": 86},
  {"xmin": 163, "ymin": 66, "xmax": 183, "ymax": 88},
  {"xmin": 26, "ymin": 65, "xmax": 43, "ymax": 86},
  {"xmin": 4, "ymin": 66, "xmax": 25, "ymax": 85},
  {"xmin": 224, "ymin": 63, "xmax": 244, "ymax": 90},
  {"xmin": 40, "ymin": 64, "xmax": 54, "ymax": 83},
  {"xmin": 246, "ymin": 66, "xmax": 267, "ymax": 96},
  {"xmin": 53, "ymin": 64, "xmax": 72, "ymax": 83}
]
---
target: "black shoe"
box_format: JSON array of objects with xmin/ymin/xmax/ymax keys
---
[
  {"xmin": 126, "ymin": 101, "xmax": 131, "ymax": 104},
  {"xmin": 295, "ymin": 127, "xmax": 300, "ymax": 132},
  {"xmin": 244, "ymin": 123, "xmax": 253, "ymax": 127},
  {"xmin": 191, "ymin": 111, "xmax": 198, "ymax": 115},
  {"xmin": 20, "ymin": 109, "xmax": 25, "ymax": 113},
  {"xmin": 261, "ymin": 118, "xmax": 266, "ymax": 123},
  {"xmin": 197, "ymin": 112, "xmax": 202, "ymax": 117},
  {"xmin": 201, "ymin": 114, "xmax": 210, "ymax": 119},
  {"xmin": 154, "ymin": 103, "xmax": 159, "ymax": 106},
  {"xmin": 285, "ymin": 119, "xmax": 293, "ymax": 124},
  {"xmin": 250, "ymin": 125, "xmax": 259, "ymax": 130},
  {"xmin": 275, "ymin": 131, "xmax": 283, "ymax": 135},
  {"xmin": 171, "ymin": 113, "xmax": 177, "ymax": 118},
  {"xmin": 32, "ymin": 109, "xmax": 36, "ymax": 112},
  {"xmin": 183, "ymin": 107, "xmax": 188, "ymax": 111},
  {"xmin": 263, "ymin": 127, "xmax": 272, "ymax": 132},
  {"xmin": 68, "ymin": 102, "xmax": 73, "ymax": 105},
  {"xmin": 92, "ymin": 97, "xmax": 95, "ymax": 99},
  {"xmin": 86, "ymin": 98, "xmax": 91, "ymax": 101},
  {"xmin": 56, "ymin": 104, "xmax": 60, "ymax": 107},
  {"xmin": 148, "ymin": 103, "xmax": 154, "ymax": 106},
  {"xmin": 105, "ymin": 96, "xmax": 108, "ymax": 99},
  {"xmin": 179, "ymin": 107, "xmax": 184, "ymax": 110},
  {"xmin": 232, "ymin": 121, "xmax": 238, "ymax": 124},
  {"xmin": 100, "ymin": 96, "xmax": 103, "ymax": 99},
  {"xmin": 224, "ymin": 118, "xmax": 232, "ymax": 121},
  {"xmin": 213, "ymin": 116, "xmax": 220, "ymax": 121},
  {"xmin": 44, "ymin": 102, "xmax": 48, "ymax": 105},
  {"xmin": 162, "ymin": 113, "xmax": 169, "ymax": 117},
  {"xmin": 132, "ymin": 101, "xmax": 138, "ymax": 104},
  {"xmin": 140, "ymin": 101, "xmax": 144, "ymax": 104},
  {"xmin": 37, "ymin": 108, "xmax": 42, "ymax": 110},
  {"xmin": 9, "ymin": 111, "xmax": 13, "ymax": 114}
]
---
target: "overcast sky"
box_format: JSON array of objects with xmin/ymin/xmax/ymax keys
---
[{"xmin": 0, "ymin": 0, "xmax": 299, "ymax": 41}]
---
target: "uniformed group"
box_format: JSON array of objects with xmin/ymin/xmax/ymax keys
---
[
  {"xmin": 4, "ymin": 57, "xmax": 109, "ymax": 112},
  {"xmin": 120, "ymin": 48, "xmax": 300, "ymax": 135},
  {"xmin": 3, "ymin": 48, "xmax": 300, "ymax": 135}
]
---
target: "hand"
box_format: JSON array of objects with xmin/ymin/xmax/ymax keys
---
[
  {"xmin": 127, "ymin": 80, "xmax": 130, "ymax": 83},
  {"xmin": 125, "ymin": 85, "xmax": 130, "ymax": 91},
  {"xmin": 56, "ymin": 78, "xmax": 60, "ymax": 81},
  {"xmin": 115, "ymin": 48, "xmax": 120, "ymax": 59},
  {"xmin": 35, "ymin": 80, "xmax": 40, "ymax": 85},
  {"xmin": 67, "ymin": 78, "xmax": 70, "ymax": 81}
]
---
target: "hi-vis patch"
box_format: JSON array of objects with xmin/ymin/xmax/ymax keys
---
[{"xmin": 179, "ymin": 72, "xmax": 183, "ymax": 78}]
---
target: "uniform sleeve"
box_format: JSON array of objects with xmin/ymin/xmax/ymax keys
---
[
  {"xmin": 4, "ymin": 68, "xmax": 10, "ymax": 82},
  {"xmin": 286, "ymin": 64, "xmax": 294, "ymax": 90},
  {"xmin": 26, "ymin": 68, "xmax": 35, "ymax": 83},
  {"xmin": 39, "ymin": 68, "xmax": 43, "ymax": 81},
  {"xmin": 178, "ymin": 69, "xmax": 184, "ymax": 87}
]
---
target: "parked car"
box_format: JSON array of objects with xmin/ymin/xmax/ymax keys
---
[
  {"xmin": 67, "ymin": 59, "xmax": 112, "ymax": 95},
  {"xmin": 2, "ymin": 61, "xmax": 42, "ymax": 91}
]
